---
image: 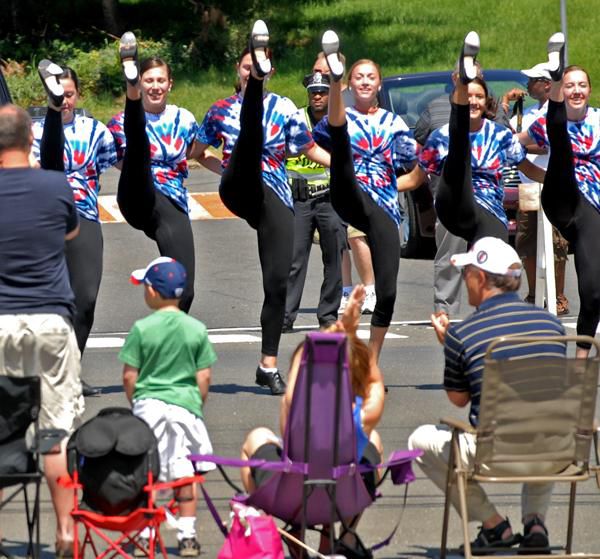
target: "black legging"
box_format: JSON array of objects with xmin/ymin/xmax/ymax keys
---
[
  {"xmin": 65, "ymin": 219, "xmax": 103, "ymax": 354},
  {"xmin": 327, "ymin": 122, "xmax": 399, "ymax": 328},
  {"xmin": 434, "ymin": 103, "xmax": 508, "ymax": 244},
  {"xmin": 40, "ymin": 108, "xmax": 102, "ymax": 355},
  {"xmin": 542, "ymin": 99, "xmax": 600, "ymax": 348},
  {"xmin": 219, "ymin": 74, "xmax": 294, "ymax": 357},
  {"xmin": 117, "ymin": 98, "xmax": 195, "ymax": 312}
]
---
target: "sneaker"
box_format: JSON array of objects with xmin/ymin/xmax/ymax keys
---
[
  {"xmin": 178, "ymin": 538, "xmax": 201, "ymax": 557},
  {"xmin": 338, "ymin": 292, "xmax": 350, "ymax": 314},
  {"xmin": 556, "ymin": 294, "xmax": 569, "ymax": 316},
  {"xmin": 281, "ymin": 322, "xmax": 294, "ymax": 334},
  {"xmin": 461, "ymin": 518, "xmax": 520, "ymax": 556},
  {"xmin": 255, "ymin": 367, "xmax": 286, "ymax": 395},
  {"xmin": 321, "ymin": 30, "xmax": 344, "ymax": 81},
  {"xmin": 546, "ymin": 32, "xmax": 565, "ymax": 82},
  {"xmin": 362, "ymin": 291, "xmax": 376, "ymax": 315},
  {"xmin": 81, "ymin": 380, "xmax": 101, "ymax": 397},
  {"xmin": 458, "ymin": 31, "xmax": 480, "ymax": 84},
  {"xmin": 249, "ymin": 20, "xmax": 271, "ymax": 77},
  {"xmin": 37, "ymin": 59, "xmax": 64, "ymax": 108},
  {"xmin": 119, "ymin": 31, "xmax": 139, "ymax": 86},
  {"xmin": 55, "ymin": 541, "xmax": 74, "ymax": 559},
  {"xmin": 518, "ymin": 516, "xmax": 550, "ymax": 555}
]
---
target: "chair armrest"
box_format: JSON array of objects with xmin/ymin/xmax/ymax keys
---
[{"xmin": 440, "ymin": 417, "xmax": 476, "ymax": 434}]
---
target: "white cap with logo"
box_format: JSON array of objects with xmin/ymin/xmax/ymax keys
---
[
  {"xmin": 451, "ymin": 237, "xmax": 522, "ymax": 277},
  {"xmin": 521, "ymin": 63, "xmax": 552, "ymax": 81}
]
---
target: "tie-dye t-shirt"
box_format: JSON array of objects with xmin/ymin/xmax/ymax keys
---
[
  {"xmin": 527, "ymin": 106, "xmax": 600, "ymax": 214},
  {"xmin": 32, "ymin": 115, "xmax": 117, "ymax": 222},
  {"xmin": 108, "ymin": 105, "xmax": 198, "ymax": 214},
  {"xmin": 419, "ymin": 119, "xmax": 525, "ymax": 226},
  {"xmin": 312, "ymin": 107, "xmax": 417, "ymax": 226},
  {"xmin": 197, "ymin": 92, "xmax": 313, "ymax": 210}
]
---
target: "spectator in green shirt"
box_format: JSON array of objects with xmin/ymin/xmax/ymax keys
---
[{"xmin": 120, "ymin": 256, "xmax": 217, "ymax": 557}]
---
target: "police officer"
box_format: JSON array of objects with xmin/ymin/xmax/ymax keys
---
[{"xmin": 283, "ymin": 72, "xmax": 344, "ymax": 331}]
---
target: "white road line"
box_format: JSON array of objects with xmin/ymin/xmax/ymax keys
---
[{"xmin": 87, "ymin": 330, "xmax": 403, "ymax": 349}]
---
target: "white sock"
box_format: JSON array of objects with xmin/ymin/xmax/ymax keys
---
[
  {"xmin": 177, "ymin": 516, "xmax": 197, "ymax": 540},
  {"xmin": 140, "ymin": 526, "xmax": 154, "ymax": 538},
  {"xmin": 365, "ymin": 284, "xmax": 375, "ymax": 296}
]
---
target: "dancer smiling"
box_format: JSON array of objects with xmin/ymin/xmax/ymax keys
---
[
  {"xmin": 33, "ymin": 61, "xmax": 117, "ymax": 396},
  {"xmin": 196, "ymin": 21, "xmax": 330, "ymax": 394},
  {"xmin": 314, "ymin": 31, "xmax": 417, "ymax": 362},
  {"xmin": 398, "ymin": 32, "xmax": 545, "ymax": 246},
  {"xmin": 520, "ymin": 33, "xmax": 600, "ymax": 357},
  {"xmin": 108, "ymin": 34, "xmax": 209, "ymax": 312}
]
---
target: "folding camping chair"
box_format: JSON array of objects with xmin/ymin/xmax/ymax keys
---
[
  {"xmin": 440, "ymin": 335, "xmax": 600, "ymax": 559},
  {"xmin": 191, "ymin": 332, "xmax": 421, "ymax": 556},
  {"xmin": 62, "ymin": 407, "xmax": 204, "ymax": 559},
  {"xmin": 0, "ymin": 375, "xmax": 65, "ymax": 559}
]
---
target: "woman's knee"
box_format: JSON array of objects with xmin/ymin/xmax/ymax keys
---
[{"xmin": 241, "ymin": 427, "xmax": 279, "ymax": 459}]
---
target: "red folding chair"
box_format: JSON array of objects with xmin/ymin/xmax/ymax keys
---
[{"xmin": 60, "ymin": 407, "xmax": 204, "ymax": 559}]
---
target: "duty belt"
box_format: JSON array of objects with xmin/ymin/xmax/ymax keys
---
[{"xmin": 290, "ymin": 178, "xmax": 330, "ymax": 201}]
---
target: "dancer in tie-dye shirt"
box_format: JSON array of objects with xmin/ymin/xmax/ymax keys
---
[
  {"xmin": 108, "ymin": 36, "xmax": 209, "ymax": 313},
  {"xmin": 315, "ymin": 31, "xmax": 417, "ymax": 362},
  {"xmin": 196, "ymin": 21, "xmax": 330, "ymax": 395},
  {"xmin": 34, "ymin": 63, "xmax": 117, "ymax": 395},
  {"xmin": 520, "ymin": 34, "xmax": 600, "ymax": 358},
  {"xmin": 397, "ymin": 32, "xmax": 544, "ymax": 246}
]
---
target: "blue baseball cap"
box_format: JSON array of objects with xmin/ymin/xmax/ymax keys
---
[{"xmin": 130, "ymin": 257, "xmax": 187, "ymax": 299}]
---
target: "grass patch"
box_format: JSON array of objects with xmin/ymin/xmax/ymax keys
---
[{"xmin": 9, "ymin": 0, "xmax": 600, "ymax": 120}]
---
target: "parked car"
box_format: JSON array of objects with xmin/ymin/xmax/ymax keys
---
[{"xmin": 379, "ymin": 69, "xmax": 534, "ymax": 258}]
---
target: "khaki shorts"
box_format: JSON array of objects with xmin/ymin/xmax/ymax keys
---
[
  {"xmin": 0, "ymin": 314, "xmax": 84, "ymax": 435},
  {"xmin": 347, "ymin": 225, "xmax": 367, "ymax": 240},
  {"xmin": 515, "ymin": 210, "xmax": 569, "ymax": 262}
]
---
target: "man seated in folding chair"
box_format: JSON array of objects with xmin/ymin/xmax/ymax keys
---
[
  {"xmin": 409, "ymin": 237, "xmax": 566, "ymax": 555},
  {"xmin": 239, "ymin": 285, "xmax": 385, "ymax": 558},
  {"xmin": 121, "ymin": 257, "xmax": 217, "ymax": 556}
]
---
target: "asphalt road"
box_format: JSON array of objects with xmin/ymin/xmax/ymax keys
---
[{"xmin": 2, "ymin": 168, "xmax": 598, "ymax": 558}]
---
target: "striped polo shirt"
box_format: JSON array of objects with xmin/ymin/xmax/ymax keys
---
[{"xmin": 443, "ymin": 291, "xmax": 566, "ymax": 426}]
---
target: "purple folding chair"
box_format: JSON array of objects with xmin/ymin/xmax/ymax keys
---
[{"xmin": 191, "ymin": 332, "xmax": 421, "ymax": 555}]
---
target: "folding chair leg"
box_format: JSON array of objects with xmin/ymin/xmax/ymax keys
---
[
  {"xmin": 456, "ymin": 471, "xmax": 471, "ymax": 559},
  {"xmin": 565, "ymin": 481, "xmax": 577, "ymax": 554},
  {"xmin": 440, "ymin": 433, "xmax": 456, "ymax": 559}
]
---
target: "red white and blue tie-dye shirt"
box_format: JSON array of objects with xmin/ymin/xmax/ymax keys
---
[
  {"xmin": 527, "ymin": 107, "xmax": 600, "ymax": 214},
  {"xmin": 197, "ymin": 92, "xmax": 313, "ymax": 210},
  {"xmin": 313, "ymin": 107, "xmax": 416, "ymax": 226},
  {"xmin": 32, "ymin": 115, "xmax": 117, "ymax": 223},
  {"xmin": 108, "ymin": 105, "xmax": 198, "ymax": 214},
  {"xmin": 419, "ymin": 119, "xmax": 526, "ymax": 226}
]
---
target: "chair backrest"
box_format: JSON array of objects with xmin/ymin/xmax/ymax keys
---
[
  {"xmin": 0, "ymin": 376, "xmax": 40, "ymax": 483},
  {"xmin": 67, "ymin": 407, "xmax": 159, "ymax": 515},
  {"xmin": 475, "ymin": 336, "xmax": 600, "ymax": 470},
  {"xmin": 247, "ymin": 332, "xmax": 372, "ymax": 525}
]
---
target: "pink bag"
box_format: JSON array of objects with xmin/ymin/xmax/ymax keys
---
[{"xmin": 217, "ymin": 504, "xmax": 285, "ymax": 559}]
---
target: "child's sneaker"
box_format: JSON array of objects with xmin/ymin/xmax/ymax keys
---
[
  {"xmin": 178, "ymin": 537, "xmax": 201, "ymax": 557},
  {"xmin": 362, "ymin": 290, "xmax": 376, "ymax": 314}
]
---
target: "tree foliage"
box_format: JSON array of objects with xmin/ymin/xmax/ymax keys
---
[{"xmin": 0, "ymin": 0, "xmax": 322, "ymax": 69}]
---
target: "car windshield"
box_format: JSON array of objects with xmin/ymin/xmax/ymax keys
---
[{"xmin": 381, "ymin": 72, "xmax": 536, "ymax": 130}]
